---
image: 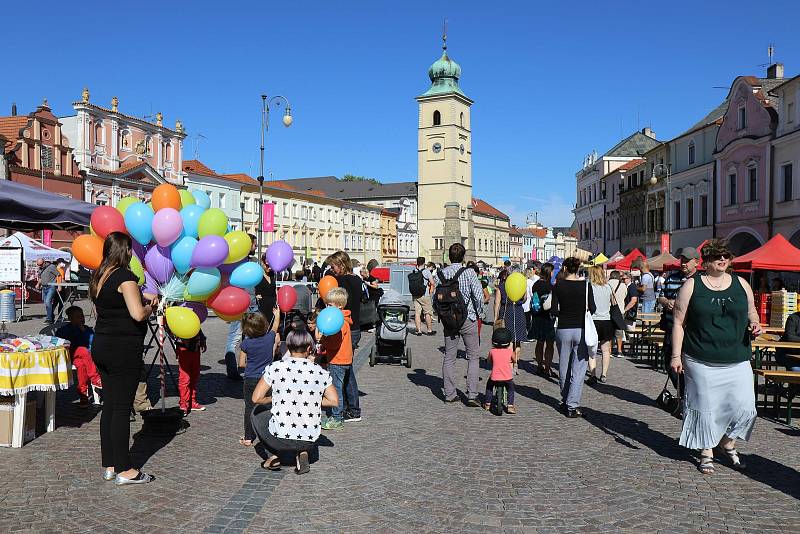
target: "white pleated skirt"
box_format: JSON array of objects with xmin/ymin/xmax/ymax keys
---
[{"xmin": 679, "ymin": 355, "xmax": 757, "ymax": 450}]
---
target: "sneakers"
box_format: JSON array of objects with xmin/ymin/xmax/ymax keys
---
[
  {"xmin": 190, "ymin": 404, "xmax": 206, "ymax": 412},
  {"xmin": 586, "ymin": 375, "xmax": 598, "ymax": 386},
  {"xmin": 465, "ymin": 398, "xmax": 481, "ymax": 408},
  {"xmin": 566, "ymin": 407, "xmax": 583, "ymax": 418},
  {"xmin": 78, "ymin": 396, "xmax": 91, "ymax": 408},
  {"xmin": 321, "ymin": 418, "xmax": 344, "ymax": 431},
  {"xmin": 343, "ymin": 411, "xmax": 362, "ymax": 423}
]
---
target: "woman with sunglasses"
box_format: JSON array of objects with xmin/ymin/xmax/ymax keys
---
[{"xmin": 670, "ymin": 239, "xmax": 761, "ymax": 475}]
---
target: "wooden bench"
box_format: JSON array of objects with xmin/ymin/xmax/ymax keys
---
[{"xmin": 753, "ymin": 369, "xmax": 800, "ymax": 425}]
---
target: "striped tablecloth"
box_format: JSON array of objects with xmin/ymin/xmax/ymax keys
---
[{"xmin": 0, "ymin": 347, "xmax": 73, "ymax": 395}]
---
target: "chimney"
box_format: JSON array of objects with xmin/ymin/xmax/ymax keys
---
[
  {"xmin": 642, "ymin": 127, "xmax": 656, "ymax": 139},
  {"xmin": 767, "ymin": 63, "xmax": 784, "ymax": 79},
  {"xmin": 11, "ymin": 103, "xmax": 16, "ymax": 116}
]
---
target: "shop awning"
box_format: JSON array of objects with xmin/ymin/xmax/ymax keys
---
[
  {"xmin": 605, "ymin": 249, "xmax": 645, "ymax": 270},
  {"xmin": 730, "ymin": 234, "xmax": 800, "ymax": 272}
]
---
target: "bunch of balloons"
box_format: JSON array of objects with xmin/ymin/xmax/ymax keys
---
[{"xmin": 71, "ymin": 183, "xmax": 298, "ymax": 339}]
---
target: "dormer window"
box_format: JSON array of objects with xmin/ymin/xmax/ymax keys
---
[
  {"xmin": 433, "ymin": 110, "xmax": 441, "ymax": 126},
  {"xmin": 738, "ymin": 105, "xmax": 747, "ymax": 130},
  {"xmin": 688, "ymin": 140, "xmax": 695, "ymax": 165}
]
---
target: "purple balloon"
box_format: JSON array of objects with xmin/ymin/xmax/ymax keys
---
[
  {"xmin": 181, "ymin": 301, "xmax": 208, "ymax": 323},
  {"xmin": 191, "ymin": 235, "xmax": 229, "ymax": 268},
  {"xmin": 132, "ymin": 240, "xmax": 147, "ymax": 262},
  {"xmin": 144, "ymin": 244, "xmax": 175, "ymax": 284},
  {"xmin": 143, "ymin": 271, "xmax": 159, "ymax": 296},
  {"xmin": 265, "ymin": 240, "xmax": 294, "ymax": 272},
  {"xmin": 219, "ymin": 258, "xmax": 247, "ymax": 275}
]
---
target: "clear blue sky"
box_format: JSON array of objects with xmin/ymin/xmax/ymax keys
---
[{"xmin": 4, "ymin": 1, "xmax": 799, "ymax": 227}]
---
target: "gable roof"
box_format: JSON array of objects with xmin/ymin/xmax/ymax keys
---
[
  {"xmin": 279, "ymin": 176, "xmax": 417, "ymax": 200},
  {"xmin": 183, "ymin": 159, "xmax": 217, "ymax": 177},
  {"xmin": 603, "ymin": 131, "xmax": 661, "ymax": 158},
  {"xmin": 600, "ymin": 158, "xmax": 646, "ymax": 180},
  {"xmin": 0, "ymin": 116, "xmax": 27, "ymax": 144},
  {"xmin": 471, "ymin": 198, "xmax": 509, "ymax": 221}
]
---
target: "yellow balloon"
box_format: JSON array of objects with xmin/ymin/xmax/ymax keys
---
[
  {"xmin": 165, "ymin": 306, "xmax": 200, "ymax": 339},
  {"xmin": 183, "ymin": 287, "xmax": 212, "ymax": 303},
  {"xmin": 129, "ymin": 255, "xmax": 145, "ymax": 285},
  {"xmin": 179, "ymin": 189, "xmax": 196, "ymax": 209},
  {"xmin": 197, "ymin": 208, "xmax": 228, "ymax": 238},
  {"xmin": 89, "ymin": 224, "xmax": 97, "ymax": 237},
  {"xmin": 224, "ymin": 231, "xmax": 251, "ymax": 264},
  {"xmin": 505, "ymin": 272, "xmax": 527, "ymax": 302}
]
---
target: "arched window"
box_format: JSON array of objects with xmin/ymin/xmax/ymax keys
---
[
  {"xmin": 460, "ymin": 112, "xmax": 464, "ymax": 127},
  {"xmin": 688, "ymin": 140, "xmax": 696, "ymax": 165},
  {"xmin": 95, "ymin": 122, "xmax": 104, "ymax": 145},
  {"xmin": 433, "ymin": 110, "xmax": 441, "ymax": 126}
]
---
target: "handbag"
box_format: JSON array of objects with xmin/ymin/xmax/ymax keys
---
[
  {"xmin": 583, "ymin": 281, "xmax": 598, "ymax": 352},
  {"xmin": 656, "ymin": 375, "xmax": 683, "ymax": 419},
  {"xmin": 609, "ymin": 281, "xmax": 626, "ymax": 331},
  {"xmin": 359, "ymin": 300, "xmax": 378, "ymax": 328}
]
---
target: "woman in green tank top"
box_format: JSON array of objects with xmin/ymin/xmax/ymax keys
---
[{"xmin": 670, "ymin": 240, "xmax": 762, "ymax": 475}]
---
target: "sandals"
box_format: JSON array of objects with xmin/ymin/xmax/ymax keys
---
[
  {"xmin": 239, "ymin": 437, "xmax": 253, "ymax": 447},
  {"xmin": 698, "ymin": 455, "xmax": 715, "ymax": 475},
  {"xmin": 717, "ymin": 446, "xmax": 746, "ymax": 470},
  {"xmin": 261, "ymin": 457, "xmax": 281, "ymax": 471},
  {"xmin": 506, "ymin": 404, "xmax": 516, "ymax": 414},
  {"xmin": 295, "ymin": 451, "xmax": 310, "ymax": 475}
]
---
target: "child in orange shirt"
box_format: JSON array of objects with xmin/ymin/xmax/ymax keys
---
[
  {"xmin": 320, "ymin": 287, "xmax": 359, "ymax": 430},
  {"xmin": 483, "ymin": 327, "xmax": 517, "ymax": 414}
]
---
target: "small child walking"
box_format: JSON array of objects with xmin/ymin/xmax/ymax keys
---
[
  {"xmin": 175, "ymin": 329, "xmax": 207, "ymax": 414},
  {"xmin": 238, "ymin": 309, "xmax": 280, "ymax": 446},
  {"xmin": 483, "ymin": 327, "xmax": 517, "ymax": 414},
  {"xmin": 319, "ymin": 287, "xmax": 360, "ymax": 430},
  {"xmin": 55, "ymin": 306, "xmax": 102, "ymax": 407}
]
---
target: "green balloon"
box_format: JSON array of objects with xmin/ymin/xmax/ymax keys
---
[
  {"xmin": 179, "ymin": 189, "xmax": 196, "ymax": 209},
  {"xmin": 129, "ymin": 255, "xmax": 145, "ymax": 285},
  {"xmin": 198, "ymin": 208, "xmax": 228, "ymax": 238},
  {"xmin": 116, "ymin": 196, "xmax": 138, "ymax": 216}
]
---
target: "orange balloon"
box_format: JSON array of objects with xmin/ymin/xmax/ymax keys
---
[
  {"xmin": 151, "ymin": 184, "xmax": 181, "ymax": 212},
  {"xmin": 318, "ymin": 275, "xmax": 338, "ymax": 299},
  {"xmin": 72, "ymin": 234, "xmax": 105, "ymax": 270}
]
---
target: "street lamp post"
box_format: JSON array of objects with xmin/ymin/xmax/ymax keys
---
[
  {"xmin": 257, "ymin": 94, "xmax": 293, "ymax": 258},
  {"xmin": 650, "ymin": 163, "xmax": 671, "ymax": 252}
]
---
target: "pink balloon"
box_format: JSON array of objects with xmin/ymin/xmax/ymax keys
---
[
  {"xmin": 144, "ymin": 245, "xmax": 175, "ymax": 284},
  {"xmin": 152, "ymin": 208, "xmax": 183, "ymax": 247},
  {"xmin": 191, "ymin": 235, "xmax": 229, "ymax": 268},
  {"xmin": 181, "ymin": 301, "xmax": 208, "ymax": 323}
]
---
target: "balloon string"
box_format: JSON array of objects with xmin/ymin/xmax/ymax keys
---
[{"xmin": 158, "ymin": 314, "xmax": 166, "ymax": 413}]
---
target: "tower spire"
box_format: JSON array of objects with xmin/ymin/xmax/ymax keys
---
[{"xmin": 442, "ymin": 19, "xmax": 447, "ymax": 51}]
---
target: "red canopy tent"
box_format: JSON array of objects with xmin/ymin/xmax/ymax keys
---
[
  {"xmin": 730, "ymin": 234, "xmax": 800, "ymax": 272},
  {"xmin": 605, "ymin": 249, "xmax": 645, "ymax": 270},
  {"xmin": 663, "ymin": 239, "xmax": 709, "ymax": 271}
]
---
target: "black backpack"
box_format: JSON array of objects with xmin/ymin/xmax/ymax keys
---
[
  {"xmin": 433, "ymin": 267, "xmax": 471, "ymax": 336},
  {"xmin": 408, "ymin": 269, "xmax": 426, "ymax": 298}
]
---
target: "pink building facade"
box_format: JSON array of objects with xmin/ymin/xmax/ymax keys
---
[
  {"xmin": 59, "ymin": 88, "xmax": 186, "ymax": 206},
  {"xmin": 714, "ymin": 76, "xmax": 780, "ymax": 255}
]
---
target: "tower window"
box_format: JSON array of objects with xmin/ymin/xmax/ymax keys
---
[
  {"xmin": 460, "ymin": 112, "xmax": 464, "ymax": 127},
  {"xmin": 433, "ymin": 110, "xmax": 441, "ymax": 126}
]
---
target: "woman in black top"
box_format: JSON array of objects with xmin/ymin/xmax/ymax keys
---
[
  {"xmin": 255, "ymin": 257, "xmax": 277, "ymax": 325},
  {"xmin": 531, "ymin": 262, "xmax": 557, "ymax": 377},
  {"xmin": 326, "ymin": 251, "xmax": 362, "ymax": 349},
  {"xmin": 550, "ymin": 257, "xmax": 596, "ymax": 418},
  {"xmin": 90, "ymin": 232, "xmax": 157, "ymax": 485}
]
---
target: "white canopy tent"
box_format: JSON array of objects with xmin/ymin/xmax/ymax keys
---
[{"xmin": 0, "ymin": 232, "xmax": 71, "ymax": 262}]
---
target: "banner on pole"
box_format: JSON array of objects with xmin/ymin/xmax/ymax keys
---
[
  {"xmin": 262, "ymin": 202, "xmax": 275, "ymax": 232},
  {"xmin": 660, "ymin": 232, "xmax": 670, "ymax": 253}
]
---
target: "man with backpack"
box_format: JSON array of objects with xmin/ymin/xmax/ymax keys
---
[
  {"xmin": 434, "ymin": 243, "xmax": 485, "ymax": 406},
  {"xmin": 409, "ymin": 257, "xmax": 436, "ymax": 336}
]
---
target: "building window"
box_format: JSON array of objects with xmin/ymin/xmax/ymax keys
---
[
  {"xmin": 120, "ymin": 129, "xmax": 131, "ymax": 151},
  {"xmin": 293, "ymin": 204, "xmax": 299, "ymax": 218},
  {"xmin": 433, "ymin": 110, "xmax": 441, "ymax": 126},
  {"xmin": 747, "ymin": 167, "xmax": 757, "ymax": 202},
  {"xmin": 674, "ymin": 201, "xmax": 681, "ymax": 230},
  {"xmin": 95, "ymin": 122, "xmax": 103, "ymax": 145},
  {"xmin": 788, "ymin": 102, "xmax": 795, "ymax": 123},
  {"xmin": 687, "ymin": 198, "xmax": 694, "ymax": 228},
  {"xmin": 282, "ymin": 202, "xmax": 289, "ymax": 217},
  {"xmin": 219, "ymin": 192, "xmax": 226, "ymax": 209},
  {"xmin": 701, "ymin": 195, "xmax": 708, "ymax": 226},
  {"xmin": 688, "ymin": 141, "xmax": 695, "ymax": 165},
  {"xmin": 783, "ymin": 164, "xmax": 793, "ymax": 201},
  {"xmin": 728, "ymin": 173, "xmax": 737, "ymax": 205},
  {"xmin": 459, "ymin": 112, "xmax": 464, "ymax": 127},
  {"xmin": 738, "ymin": 105, "xmax": 747, "ymax": 130},
  {"xmin": 302, "ymin": 206, "xmax": 308, "ymax": 219}
]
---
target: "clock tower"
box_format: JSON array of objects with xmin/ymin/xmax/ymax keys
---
[{"xmin": 416, "ymin": 33, "xmax": 474, "ymax": 262}]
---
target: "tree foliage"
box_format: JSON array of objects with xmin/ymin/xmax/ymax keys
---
[{"xmin": 342, "ymin": 174, "xmax": 381, "ymax": 185}]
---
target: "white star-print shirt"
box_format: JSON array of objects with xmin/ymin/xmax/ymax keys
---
[{"xmin": 263, "ymin": 356, "xmax": 332, "ymax": 442}]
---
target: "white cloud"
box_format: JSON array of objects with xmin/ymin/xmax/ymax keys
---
[{"xmin": 494, "ymin": 193, "xmax": 575, "ymax": 228}]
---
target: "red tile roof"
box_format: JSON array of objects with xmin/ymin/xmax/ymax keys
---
[
  {"xmin": 618, "ymin": 158, "xmax": 646, "ymax": 171},
  {"xmin": 531, "ymin": 228, "xmax": 547, "ymax": 238},
  {"xmin": 509, "ymin": 226, "xmax": 522, "ymax": 236},
  {"xmin": 262, "ymin": 180, "xmax": 297, "ymax": 191},
  {"xmin": 183, "ymin": 159, "xmax": 217, "ymax": 177},
  {"xmin": 220, "ymin": 173, "xmax": 259, "ymax": 186},
  {"xmin": 471, "ymin": 198, "xmax": 509, "ymax": 220},
  {"xmin": 0, "ymin": 117, "xmax": 28, "ymax": 144}
]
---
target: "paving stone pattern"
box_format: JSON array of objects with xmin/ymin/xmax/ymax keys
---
[{"xmin": 1, "ymin": 303, "xmax": 799, "ymax": 533}]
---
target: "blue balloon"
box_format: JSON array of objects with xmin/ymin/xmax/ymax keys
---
[
  {"xmin": 124, "ymin": 202, "xmax": 155, "ymax": 245},
  {"xmin": 181, "ymin": 205, "xmax": 205, "ymax": 238},
  {"xmin": 187, "ymin": 267, "xmax": 221, "ymax": 297},
  {"xmin": 317, "ymin": 306, "xmax": 345, "ymax": 336},
  {"xmin": 171, "ymin": 236, "xmax": 198, "ymax": 275},
  {"xmin": 229, "ymin": 261, "xmax": 263, "ymax": 289},
  {"xmin": 192, "ymin": 190, "xmax": 211, "ymax": 210}
]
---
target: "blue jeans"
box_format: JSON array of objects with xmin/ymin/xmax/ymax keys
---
[
  {"xmin": 555, "ymin": 327, "xmax": 590, "ymax": 409},
  {"xmin": 43, "ymin": 285, "xmax": 57, "ymax": 323},
  {"xmin": 641, "ymin": 300, "xmax": 656, "ymax": 314},
  {"xmin": 351, "ymin": 328, "xmax": 361, "ymax": 351},
  {"xmin": 224, "ymin": 320, "xmax": 243, "ymax": 378},
  {"xmin": 329, "ymin": 363, "xmax": 360, "ymax": 420}
]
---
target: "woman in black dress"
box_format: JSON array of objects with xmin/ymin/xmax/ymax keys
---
[
  {"xmin": 90, "ymin": 232, "xmax": 157, "ymax": 485},
  {"xmin": 255, "ymin": 256, "xmax": 277, "ymax": 325}
]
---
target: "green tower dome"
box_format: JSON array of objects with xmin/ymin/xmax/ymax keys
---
[{"xmin": 421, "ymin": 44, "xmax": 465, "ymax": 98}]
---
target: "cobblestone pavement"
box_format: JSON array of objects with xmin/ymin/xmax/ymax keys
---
[{"xmin": 1, "ymin": 303, "xmax": 799, "ymax": 533}]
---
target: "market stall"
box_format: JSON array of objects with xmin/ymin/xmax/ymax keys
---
[
  {"xmin": 605, "ymin": 249, "xmax": 645, "ymax": 271},
  {"xmin": 0, "ymin": 180, "xmax": 94, "ymax": 232},
  {"xmin": 647, "ymin": 251, "xmax": 679, "ymax": 271}
]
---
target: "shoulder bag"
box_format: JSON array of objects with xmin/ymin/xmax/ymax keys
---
[
  {"xmin": 583, "ymin": 281, "xmax": 598, "ymax": 353},
  {"xmin": 609, "ymin": 281, "xmax": 626, "ymax": 331}
]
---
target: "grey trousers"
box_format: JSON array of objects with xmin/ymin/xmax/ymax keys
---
[
  {"xmin": 556, "ymin": 327, "xmax": 589, "ymax": 409},
  {"xmin": 443, "ymin": 319, "xmax": 481, "ymax": 400}
]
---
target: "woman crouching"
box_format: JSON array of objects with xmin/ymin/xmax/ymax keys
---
[{"xmin": 250, "ymin": 329, "xmax": 339, "ymax": 474}]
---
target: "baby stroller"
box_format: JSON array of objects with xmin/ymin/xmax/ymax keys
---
[{"xmin": 370, "ymin": 289, "xmax": 411, "ymax": 368}]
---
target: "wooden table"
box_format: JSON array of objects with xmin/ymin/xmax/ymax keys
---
[{"xmin": 759, "ymin": 325, "xmax": 785, "ymax": 334}]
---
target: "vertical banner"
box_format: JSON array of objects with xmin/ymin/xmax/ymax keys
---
[
  {"xmin": 660, "ymin": 232, "xmax": 670, "ymax": 253},
  {"xmin": 42, "ymin": 230, "xmax": 53, "ymax": 247},
  {"xmin": 262, "ymin": 202, "xmax": 275, "ymax": 232}
]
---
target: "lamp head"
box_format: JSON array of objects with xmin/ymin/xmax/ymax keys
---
[
  {"xmin": 282, "ymin": 107, "xmax": 293, "ymax": 127},
  {"xmin": 649, "ymin": 175, "xmax": 657, "ymax": 186}
]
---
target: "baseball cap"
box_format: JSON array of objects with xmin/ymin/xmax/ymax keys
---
[
  {"xmin": 676, "ymin": 247, "xmax": 700, "ymax": 260},
  {"xmin": 491, "ymin": 327, "xmax": 513, "ymax": 346}
]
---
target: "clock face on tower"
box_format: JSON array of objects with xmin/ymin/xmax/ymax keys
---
[
  {"xmin": 460, "ymin": 144, "xmax": 465, "ymax": 155},
  {"xmin": 432, "ymin": 142, "xmax": 442, "ymax": 153}
]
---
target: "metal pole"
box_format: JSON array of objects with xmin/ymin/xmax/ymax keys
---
[{"xmin": 258, "ymin": 95, "xmax": 267, "ymax": 257}]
